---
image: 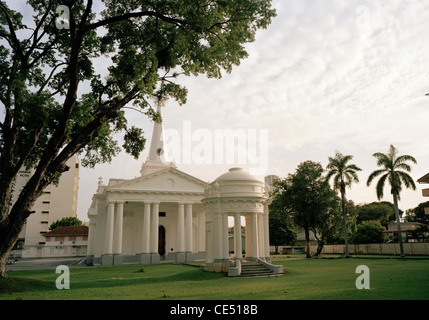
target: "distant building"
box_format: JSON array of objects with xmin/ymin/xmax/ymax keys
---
[
  {"xmin": 12, "ymin": 157, "xmax": 80, "ymax": 258},
  {"xmin": 264, "ymin": 175, "xmax": 279, "ymax": 193},
  {"xmin": 42, "ymin": 226, "xmax": 88, "ymax": 257},
  {"xmin": 383, "ymin": 221, "xmax": 429, "ymax": 242}
]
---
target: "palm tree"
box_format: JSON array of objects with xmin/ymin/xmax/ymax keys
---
[
  {"xmin": 326, "ymin": 151, "xmax": 362, "ymax": 258},
  {"xmin": 367, "ymin": 145, "xmax": 417, "ymax": 257}
]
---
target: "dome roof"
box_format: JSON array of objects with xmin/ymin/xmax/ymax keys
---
[
  {"xmin": 216, "ymin": 167, "xmax": 260, "ymax": 183},
  {"xmin": 205, "ymin": 168, "xmax": 266, "ymax": 199}
]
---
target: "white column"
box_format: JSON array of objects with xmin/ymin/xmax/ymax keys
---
[
  {"xmin": 263, "ymin": 204, "xmax": 270, "ymax": 259},
  {"xmin": 205, "ymin": 217, "xmax": 213, "ymax": 262},
  {"xmin": 258, "ymin": 212, "xmax": 264, "ymax": 258},
  {"xmin": 222, "ymin": 213, "xmax": 229, "ymax": 259},
  {"xmin": 245, "ymin": 215, "xmax": 252, "ymax": 258},
  {"xmin": 142, "ymin": 202, "xmax": 151, "ymax": 253},
  {"xmin": 251, "ymin": 212, "xmax": 259, "ymax": 259},
  {"xmin": 150, "ymin": 202, "xmax": 159, "ymax": 253},
  {"xmin": 104, "ymin": 202, "xmax": 115, "ymax": 254},
  {"xmin": 198, "ymin": 212, "xmax": 206, "ymax": 253},
  {"xmin": 216, "ymin": 213, "xmax": 223, "ymax": 259},
  {"xmin": 234, "ymin": 212, "xmax": 242, "ymax": 260},
  {"xmin": 87, "ymin": 221, "xmax": 95, "ymax": 255},
  {"xmin": 114, "ymin": 202, "xmax": 124, "ymax": 254},
  {"xmin": 177, "ymin": 203, "xmax": 185, "ymax": 252},
  {"xmin": 185, "ymin": 204, "xmax": 193, "ymax": 253}
]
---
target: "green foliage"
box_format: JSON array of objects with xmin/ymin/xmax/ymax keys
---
[
  {"xmin": 0, "ymin": 0, "xmax": 276, "ymax": 276},
  {"xmin": 269, "ymin": 195, "xmax": 297, "ymax": 250},
  {"xmin": 367, "ymin": 145, "xmax": 417, "ymax": 201},
  {"xmin": 49, "ymin": 217, "xmax": 83, "ymax": 230},
  {"xmin": 356, "ymin": 201, "xmax": 395, "ymax": 224},
  {"xmin": 0, "ymin": 0, "xmax": 276, "ymax": 174},
  {"xmin": 405, "ymin": 201, "xmax": 429, "ymax": 224},
  {"xmin": 325, "ymin": 151, "xmax": 362, "ymax": 256},
  {"xmin": 367, "ymin": 145, "xmax": 417, "ymax": 256},
  {"xmin": 326, "ymin": 151, "xmax": 362, "ymax": 194},
  {"xmin": 273, "ymin": 161, "xmax": 341, "ymax": 256},
  {"xmin": 351, "ymin": 220, "xmax": 389, "ymax": 244}
]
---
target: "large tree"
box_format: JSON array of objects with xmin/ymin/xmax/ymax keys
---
[
  {"xmin": 275, "ymin": 161, "xmax": 340, "ymax": 258},
  {"xmin": 0, "ymin": 0, "xmax": 276, "ymax": 277},
  {"xmin": 367, "ymin": 145, "xmax": 417, "ymax": 257},
  {"xmin": 325, "ymin": 151, "xmax": 361, "ymax": 258},
  {"xmin": 269, "ymin": 185, "xmax": 297, "ymax": 254}
]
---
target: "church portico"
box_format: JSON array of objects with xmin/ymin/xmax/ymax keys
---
[{"xmin": 91, "ymin": 193, "xmax": 206, "ymax": 266}]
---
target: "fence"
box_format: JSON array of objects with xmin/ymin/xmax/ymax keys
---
[
  {"xmin": 271, "ymin": 243, "xmax": 429, "ymax": 256},
  {"xmin": 311, "ymin": 243, "xmax": 429, "ymax": 256}
]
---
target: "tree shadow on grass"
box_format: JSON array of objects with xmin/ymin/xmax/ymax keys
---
[{"xmin": 0, "ymin": 265, "xmax": 226, "ymax": 299}]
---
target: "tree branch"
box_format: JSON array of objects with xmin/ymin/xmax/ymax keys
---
[
  {"xmin": 85, "ymin": 10, "xmax": 188, "ymax": 32},
  {"xmin": 0, "ymin": 3, "xmax": 26, "ymax": 65}
]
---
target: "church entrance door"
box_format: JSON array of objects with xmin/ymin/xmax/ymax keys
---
[{"xmin": 158, "ymin": 225, "xmax": 166, "ymax": 256}]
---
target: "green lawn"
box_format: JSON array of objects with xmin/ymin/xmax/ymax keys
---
[{"xmin": 1, "ymin": 257, "xmax": 428, "ymax": 300}]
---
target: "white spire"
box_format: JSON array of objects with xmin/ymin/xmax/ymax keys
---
[
  {"xmin": 148, "ymin": 104, "xmax": 165, "ymax": 162},
  {"xmin": 140, "ymin": 104, "xmax": 176, "ymax": 176}
]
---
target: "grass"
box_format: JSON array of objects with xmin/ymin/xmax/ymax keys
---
[{"xmin": 1, "ymin": 257, "xmax": 428, "ymax": 300}]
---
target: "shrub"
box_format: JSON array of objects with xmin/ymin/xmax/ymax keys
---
[{"xmin": 351, "ymin": 220, "xmax": 389, "ymax": 244}]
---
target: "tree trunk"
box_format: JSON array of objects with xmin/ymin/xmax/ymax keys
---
[
  {"xmin": 0, "ymin": 215, "xmax": 28, "ymax": 278},
  {"xmin": 393, "ymin": 193, "xmax": 405, "ymax": 257},
  {"xmin": 341, "ymin": 190, "xmax": 350, "ymax": 258},
  {"xmin": 316, "ymin": 240, "xmax": 324, "ymax": 256},
  {"xmin": 304, "ymin": 227, "xmax": 311, "ymax": 258}
]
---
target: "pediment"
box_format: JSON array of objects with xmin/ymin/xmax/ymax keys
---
[{"xmin": 107, "ymin": 168, "xmax": 208, "ymax": 194}]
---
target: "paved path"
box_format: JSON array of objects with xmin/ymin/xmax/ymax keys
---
[{"xmin": 6, "ymin": 257, "xmax": 87, "ymax": 272}]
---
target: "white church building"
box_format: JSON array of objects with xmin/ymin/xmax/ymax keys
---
[{"xmin": 86, "ymin": 107, "xmax": 282, "ymax": 276}]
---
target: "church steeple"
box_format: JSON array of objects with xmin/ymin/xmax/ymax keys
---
[{"xmin": 140, "ymin": 105, "xmax": 176, "ymax": 176}]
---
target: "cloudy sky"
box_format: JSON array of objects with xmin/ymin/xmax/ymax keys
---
[
  {"xmin": 10, "ymin": 0, "xmax": 428, "ymax": 221},
  {"xmin": 72, "ymin": 0, "xmax": 429, "ymax": 221}
]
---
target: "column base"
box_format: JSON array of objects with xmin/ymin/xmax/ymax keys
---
[
  {"xmin": 101, "ymin": 254, "xmax": 114, "ymax": 266},
  {"xmin": 113, "ymin": 254, "xmax": 123, "ymax": 266},
  {"xmin": 85, "ymin": 255, "xmax": 94, "ymax": 266},
  {"xmin": 185, "ymin": 252, "xmax": 195, "ymax": 263},
  {"xmin": 244, "ymin": 257, "xmax": 259, "ymax": 262},
  {"xmin": 137, "ymin": 253, "xmax": 151, "ymax": 264},
  {"xmin": 205, "ymin": 259, "xmax": 230, "ymax": 273},
  {"xmin": 150, "ymin": 253, "xmax": 160, "ymax": 264},
  {"xmin": 175, "ymin": 252, "xmax": 186, "ymax": 263}
]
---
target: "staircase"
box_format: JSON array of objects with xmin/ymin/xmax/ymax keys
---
[{"xmin": 237, "ymin": 260, "xmax": 283, "ymax": 278}]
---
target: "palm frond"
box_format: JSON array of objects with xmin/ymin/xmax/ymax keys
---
[
  {"xmin": 373, "ymin": 152, "xmax": 392, "ymax": 168},
  {"xmin": 367, "ymin": 169, "xmax": 386, "ymax": 186},
  {"xmin": 325, "ymin": 169, "xmax": 338, "ymax": 182},
  {"xmin": 347, "ymin": 164, "xmax": 362, "ymax": 172},
  {"xmin": 395, "ymin": 154, "xmax": 417, "ymax": 167},
  {"xmin": 376, "ymin": 173, "xmax": 389, "ymax": 200},
  {"xmin": 397, "ymin": 170, "xmax": 416, "ymax": 190},
  {"xmin": 346, "ymin": 170, "xmax": 360, "ymax": 184},
  {"xmin": 395, "ymin": 162, "xmax": 412, "ymax": 172}
]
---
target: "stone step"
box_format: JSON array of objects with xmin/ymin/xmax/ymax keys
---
[{"xmin": 238, "ymin": 261, "xmax": 274, "ymax": 277}]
